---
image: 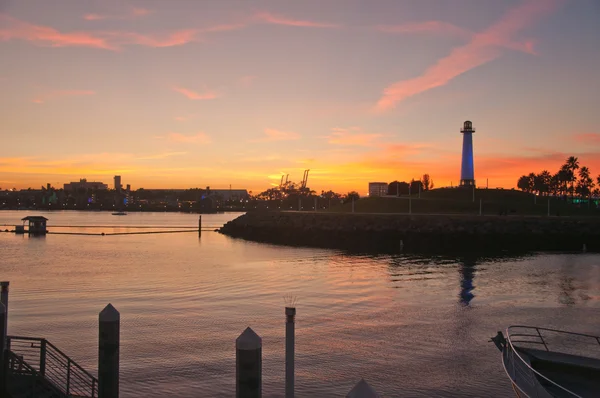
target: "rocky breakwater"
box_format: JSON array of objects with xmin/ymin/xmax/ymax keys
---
[{"xmin": 219, "ymin": 212, "xmax": 600, "ymax": 254}]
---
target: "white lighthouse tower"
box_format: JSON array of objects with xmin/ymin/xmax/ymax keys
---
[{"xmin": 460, "ymin": 120, "xmax": 475, "ymax": 187}]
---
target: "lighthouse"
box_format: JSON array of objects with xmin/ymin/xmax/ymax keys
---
[{"xmin": 460, "ymin": 120, "xmax": 476, "ymax": 187}]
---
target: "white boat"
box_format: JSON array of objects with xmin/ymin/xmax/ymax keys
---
[{"xmin": 491, "ymin": 325, "xmax": 600, "ymax": 397}]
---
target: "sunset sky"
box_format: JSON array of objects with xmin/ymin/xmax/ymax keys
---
[{"xmin": 1, "ymin": 0, "xmax": 599, "ymax": 194}]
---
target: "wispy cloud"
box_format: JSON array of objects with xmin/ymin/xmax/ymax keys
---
[
  {"xmin": 1, "ymin": 15, "xmax": 204, "ymax": 50},
  {"xmin": 83, "ymin": 7, "xmax": 153, "ymax": 21},
  {"xmin": 375, "ymin": 0, "xmax": 560, "ymax": 111},
  {"xmin": 377, "ymin": 21, "xmax": 472, "ymax": 40},
  {"xmin": 239, "ymin": 75, "xmax": 257, "ymax": 88},
  {"xmin": 0, "ymin": 15, "xmax": 116, "ymax": 50},
  {"xmin": 574, "ymin": 133, "xmax": 600, "ymax": 144},
  {"xmin": 173, "ymin": 86, "xmax": 219, "ymax": 100},
  {"xmin": 135, "ymin": 151, "xmax": 188, "ymax": 160},
  {"xmin": 326, "ymin": 127, "xmax": 383, "ymax": 146},
  {"xmin": 32, "ymin": 89, "xmax": 95, "ymax": 104},
  {"xmin": 251, "ymin": 128, "xmax": 301, "ymax": 142},
  {"xmin": 114, "ymin": 30, "xmax": 199, "ymax": 48},
  {"xmin": 164, "ymin": 132, "xmax": 212, "ymax": 144},
  {"xmin": 254, "ymin": 12, "xmax": 338, "ymax": 28}
]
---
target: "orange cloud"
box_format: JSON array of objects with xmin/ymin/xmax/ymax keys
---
[
  {"xmin": 375, "ymin": 0, "xmax": 560, "ymax": 111},
  {"xmin": 254, "ymin": 12, "xmax": 338, "ymax": 28},
  {"xmin": 326, "ymin": 127, "xmax": 384, "ymax": 146},
  {"xmin": 173, "ymin": 86, "xmax": 219, "ymax": 100},
  {"xmin": 251, "ymin": 128, "xmax": 301, "ymax": 142},
  {"xmin": 32, "ymin": 89, "xmax": 95, "ymax": 104},
  {"xmin": 165, "ymin": 132, "xmax": 212, "ymax": 144},
  {"xmin": 574, "ymin": 133, "xmax": 600, "ymax": 144},
  {"xmin": 0, "ymin": 15, "xmax": 115, "ymax": 50}
]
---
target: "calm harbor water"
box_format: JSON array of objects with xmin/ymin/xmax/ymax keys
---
[{"xmin": 1, "ymin": 210, "xmax": 599, "ymax": 397}]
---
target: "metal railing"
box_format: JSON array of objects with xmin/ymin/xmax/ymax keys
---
[
  {"xmin": 7, "ymin": 335, "xmax": 98, "ymax": 397},
  {"xmin": 504, "ymin": 325, "xmax": 600, "ymax": 398}
]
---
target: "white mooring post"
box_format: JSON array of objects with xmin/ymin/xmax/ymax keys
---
[
  {"xmin": 346, "ymin": 379, "xmax": 380, "ymax": 398},
  {"xmin": 236, "ymin": 327, "xmax": 262, "ymax": 398},
  {"xmin": 99, "ymin": 304, "xmax": 120, "ymax": 398}
]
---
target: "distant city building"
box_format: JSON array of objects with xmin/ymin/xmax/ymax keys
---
[
  {"xmin": 207, "ymin": 189, "xmax": 249, "ymax": 201},
  {"xmin": 126, "ymin": 184, "xmax": 131, "ymax": 192},
  {"xmin": 460, "ymin": 120, "xmax": 476, "ymax": 187},
  {"xmin": 63, "ymin": 179, "xmax": 108, "ymax": 191},
  {"xmin": 114, "ymin": 175, "xmax": 122, "ymax": 192},
  {"xmin": 368, "ymin": 182, "xmax": 388, "ymax": 197}
]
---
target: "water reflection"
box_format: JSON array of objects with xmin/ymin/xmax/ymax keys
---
[{"xmin": 458, "ymin": 257, "xmax": 476, "ymax": 306}]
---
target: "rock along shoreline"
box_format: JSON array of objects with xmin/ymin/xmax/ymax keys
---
[{"xmin": 219, "ymin": 211, "xmax": 600, "ymax": 254}]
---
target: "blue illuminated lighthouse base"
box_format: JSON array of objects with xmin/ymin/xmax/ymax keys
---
[{"xmin": 460, "ymin": 121, "xmax": 476, "ymax": 187}]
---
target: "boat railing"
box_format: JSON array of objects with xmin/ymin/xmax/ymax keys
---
[
  {"xmin": 505, "ymin": 325, "xmax": 600, "ymax": 398},
  {"xmin": 7, "ymin": 335, "xmax": 98, "ymax": 397}
]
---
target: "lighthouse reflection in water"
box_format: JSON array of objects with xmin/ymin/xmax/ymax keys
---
[{"xmin": 459, "ymin": 257, "xmax": 476, "ymax": 305}]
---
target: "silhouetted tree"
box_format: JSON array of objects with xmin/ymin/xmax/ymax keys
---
[
  {"xmin": 409, "ymin": 179, "xmax": 423, "ymax": 194},
  {"xmin": 563, "ymin": 156, "xmax": 579, "ymax": 198},
  {"xmin": 345, "ymin": 191, "xmax": 360, "ymax": 202},
  {"xmin": 517, "ymin": 175, "xmax": 530, "ymax": 192},
  {"xmin": 576, "ymin": 166, "xmax": 594, "ymax": 199},
  {"xmin": 422, "ymin": 174, "xmax": 432, "ymax": 191}
]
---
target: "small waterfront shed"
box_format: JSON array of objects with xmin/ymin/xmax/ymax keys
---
[{"xmin": 21, "ymin": 216, "xmax": 48, "ymax": 235}]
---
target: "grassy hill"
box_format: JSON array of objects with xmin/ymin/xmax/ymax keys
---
[{"xmin": 330, "ymin": 188, "xmax": 600, "ymax": 217}]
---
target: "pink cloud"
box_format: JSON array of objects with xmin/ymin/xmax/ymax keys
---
[
  {"xmin": 327, "ymin": 127, "xmax": 383, "ymax": 146},
  {"xmin": 114, "ymin": 29, "xmax": 199, "ymax": 47},
  {"xmin": 165, "ymin": 132, "xmax": 212, "ymax": 144},
  {"xmin": 574, "ymin": 133, "xmax": 600, "ymax": 144},
  {"xmin": 1, "ymin": 15, "xmax": 204, "ymax": 50},
  {"xmin": 200, "ymin": 23, "xmax": 247, "ymax": 33},
  {"xmin": 83, "ymin": 7, "xmax": 153, "ymax": 21},
  {"xmin": 251, "ymin": 128, "xmax": 301, "ymax": 142},
  {"xmin": 255, "ymin": 12, "xmax": 338, "ymax": 28},
  {"xmin": 375, "ymin": 0, "xmax": 560, "ymax": 111},
  {"xmin": 173, "ymin": 87, "xmax": 219, "ymax": 100},
  {"xmin": 0, "ymin": 15, "xmax": 115, "ymax": 50},
  {"xmin": 32, "ymin": 90, "xmax": 95, "ymax": 104}
]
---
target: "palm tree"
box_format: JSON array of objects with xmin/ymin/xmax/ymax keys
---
[
  {"xmin": 576, "ymin": 166, "xmax": 593, "ymax": 200},
  {"xmin": 557, "ymin": 165, "xmax": 571, "ymax": 197},
  {"xmin": 563, "ymin": 156, "xmax": 579, "ymax": 198}
]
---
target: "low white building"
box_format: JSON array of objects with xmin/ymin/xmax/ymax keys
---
[{"xmin": 368, "ymin": 182, "xmax": 388, "ymax": 197}]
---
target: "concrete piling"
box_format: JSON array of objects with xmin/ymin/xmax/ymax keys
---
[
  {"xmin": 0, "ymin": 282, "xmax": 8, "ymax": 350},
  {"xmin": 236, "ymin": 327, "xmax": 262, "ymax": 398},
  {"xmin": 99, "ymin": 304, "xmax": 120, "ymax": 398},
  {"xmin": 0, "ymin": 303, "xmax": 6, "ymax": 396},
  {"xmin": 198, "ymin": 215, "xmax": 202, "ymax": 238},
  {"xmin": 346, "ymin": 379, "xmax": 380, "ymax": 398},
  {"xmin": 285, "ymin": 307, "xmax": 296, "ymax": 398}
]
